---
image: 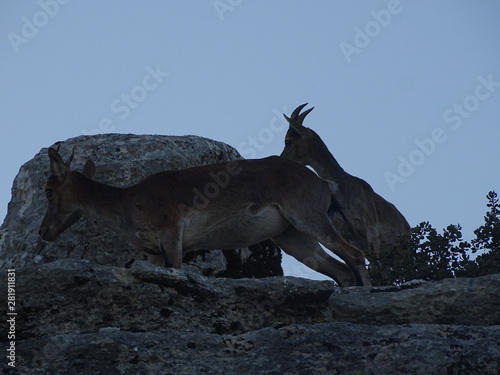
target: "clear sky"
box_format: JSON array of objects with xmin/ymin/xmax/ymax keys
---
[{"xmin": 1, "ymin": 1, "xmax": 499, "ymax": 279}]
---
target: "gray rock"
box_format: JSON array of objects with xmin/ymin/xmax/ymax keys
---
[
  {"xmin": 328, "ymin": 275, "xmax": 500, "ymax": 325},
  {"xmin": 9, "ymin": 324, "xmax": 500, "ymax": 375},
  {"xmin": 0, "ymin": 134, "xmax": 282, "ymax": 277},
  {"xmin": 0, "ymin": 260, "xmax": 499, "ymax": 374}
]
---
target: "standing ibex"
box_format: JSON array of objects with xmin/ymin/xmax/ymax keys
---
[
  {"xmin": 39, "ymin": 147, "xmax": 372, "ymax": 286},
  {"xmin": 281, "ymin": 104, "xmax": 410, "ymax": 273}
]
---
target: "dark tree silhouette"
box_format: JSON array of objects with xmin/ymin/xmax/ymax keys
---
[{"xmin": 367, "ymin": 191, "xmax": 499, "ymax": 286}]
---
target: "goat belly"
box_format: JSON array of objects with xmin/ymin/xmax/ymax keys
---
[{"xmin": 181, "ymin": 205, "xmax": 288, "ymax": 251}]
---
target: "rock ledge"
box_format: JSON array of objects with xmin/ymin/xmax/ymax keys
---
[{"xmin": 1, "ymin": 260, "xmax": 499, "ymax": 374}]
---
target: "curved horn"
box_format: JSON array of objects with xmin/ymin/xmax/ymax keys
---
[
  {"xmin": 283, "ymin": 103, "xmax": 314, "ymax": 134},
  {"xmin": 291, "ymin": 103, "xmax": 309, "ymax": 120},
  {"xmin": 297, "ymin": 106, "xmax": 314, "ymax": 124},
  {"xmin": 51, "ymin": 142, "xmax": 74, "ymax": 166},
  {"xmin": 48, "ymin": 147, "xmax": 70, "ymax": 181},
  {"xmin": 65, "ymin": 148, "xmax": 75, "ymax": 167}
]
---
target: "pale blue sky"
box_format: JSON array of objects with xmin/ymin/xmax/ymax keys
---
[{"xmin": 1, "ymin": 1, "xmax": 499, "ymax": 279}]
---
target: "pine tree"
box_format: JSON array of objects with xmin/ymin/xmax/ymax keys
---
[{"xmin": 468, "ymin": 191, "xmax": 500, "ymax": 276}]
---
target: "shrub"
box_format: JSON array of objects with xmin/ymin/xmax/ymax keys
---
[{"xmin": 367, "ymin": 191, "xmax": 499, "ymax": 286}]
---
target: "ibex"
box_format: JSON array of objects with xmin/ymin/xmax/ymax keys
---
[
  {"xmin": 281, "ymin": 104, "xmax": 411, "ymax": 272},
  {"xmin": 39, "ymin": 147, "xmax": 372, "ymax": 286}
]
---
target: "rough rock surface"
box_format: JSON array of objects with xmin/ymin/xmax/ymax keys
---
[
  {"xmin": 0, "ymin": 134, "xmax": 282, "ymax": 277},
  {"xmin": 1, "ymin": 260, "xmax": 499, "ymax": 374}
]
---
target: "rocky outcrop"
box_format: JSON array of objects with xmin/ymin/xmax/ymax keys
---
[
  {"xmin": 0, "ymin": 134, "xmax": 282, "ymax": 277},
  {"xmin": 1, "ymin": 260, "xmax": 499, "ymax": 374}
]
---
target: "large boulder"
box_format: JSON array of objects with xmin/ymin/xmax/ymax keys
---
[{"xmin": 0, "ymin": 134, "xmax": 282, "ymax": 277}]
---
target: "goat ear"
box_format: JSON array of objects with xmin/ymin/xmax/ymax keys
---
[
  {"xmin": 48, "ymin": 147, "xmax": 69, "ymax": 182},
  {"xmin": 82, "ymin": 160, "xmax": 96, "ymax": 179}
]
